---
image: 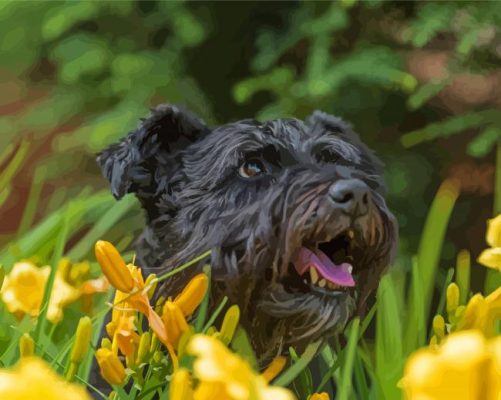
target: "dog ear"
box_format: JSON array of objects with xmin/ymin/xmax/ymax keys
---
[
  {"xmin": 97, "ymin": 104, "xmax": 209, "ymax": 200},
  {"xmin": 307, "ymin": 110, "xmax": 354, "ymax": 137}
]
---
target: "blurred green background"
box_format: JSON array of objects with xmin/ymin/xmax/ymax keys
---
[{"xmin": 1, "ymin": 0, "xmax": 500, "ymax": 291}]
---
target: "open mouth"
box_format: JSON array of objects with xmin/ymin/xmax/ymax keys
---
[{"xmin": 285, "ymin": 229, "xmax": 360, "ymax": 295}]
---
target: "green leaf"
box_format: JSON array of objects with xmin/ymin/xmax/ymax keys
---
[
  {"xmin": 409, "ymin": 3, "xmax": 456, "ymax": 48},
  {"xmin": 407, "ymin": 79, "xmax": 450, "ymax": 110},
  {"xmin": 231, "ymin": 327, "xmax": 258, "ymax": 370},
  {"xmin": 274, "ymin": 340, "xmax": 322, "ymax": 387},
  {"xmin": 375, "ymin": 274, "xmax": 403, "ymax": 400},
  {"xmin": 401, "ymin": 109, "xmax": 500, "ymax": 148},
  {"xmin": 338, "ymin": 318, "xmax": 360, "ymax": 400},
  {"xmin": 467, "ymin": 126, "xmax": 501, "ymax": 158}
]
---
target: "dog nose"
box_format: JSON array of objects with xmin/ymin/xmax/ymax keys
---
[{"xmin": 329, "ymin": 179, "xmax": 370, "ymax": 217}]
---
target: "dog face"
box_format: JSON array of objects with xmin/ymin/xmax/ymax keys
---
[{"xmin": 98, "ymin": 104, "xmax": 397, "ymax": 361}]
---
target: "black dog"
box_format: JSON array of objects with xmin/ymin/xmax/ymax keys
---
[{"xmin": 97, "ymin": 104, "xmax": 397, "ymax": 363}]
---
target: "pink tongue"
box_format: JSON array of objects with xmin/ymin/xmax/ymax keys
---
[{"xmin": 293, "ymin": 247, "xmax": 355, "ymax": 287}]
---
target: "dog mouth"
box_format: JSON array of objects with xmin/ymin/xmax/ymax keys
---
[{"xmin": 283, "ymin": 229, "xmax": 363, "ymax": 296}]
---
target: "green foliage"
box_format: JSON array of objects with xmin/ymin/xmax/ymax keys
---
[{"xmin": 1, "ymin": 1, "xmax": 501, "ymax": 398}]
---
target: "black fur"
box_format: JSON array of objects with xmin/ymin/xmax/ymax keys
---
[{"xmin": 97, "ymin": 104, "xmax": 397, "ymax": 363}]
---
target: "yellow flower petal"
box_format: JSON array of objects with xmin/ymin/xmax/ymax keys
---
[
  {"xmin": 170, "ymin": 368, "xmax": 194, "ymax": 400},
  {"xmin": 486, "ymin": 214, "xmax": 501, "ymax": 248},
  {"xmin": 47, "ymin": 273, "xmax": 81, "ymax": 324},
  {"xmin": 0, "ymin": 262, "xmax": 49, "ymax": 319},
  {"xmin": 308, "ymin": 393, "xmax": 330, "ymax": 400},
  {"xmin": 402, "ymin": 331, "xmax": 493, "ymax": 400},
  {"xmin": 477, "ymin": 248, "xmax": 501, "ymax": 271},
  {"xmin": 188, "ymin": 335, "xmax": 295, "ymax": 400},
  {"xmin": 162, "ymin": 301, "xmax": 189, "ymax": 348},
  {"xmin": 0, "ymin": 357, "xmax": 91, "ymax": 400}
]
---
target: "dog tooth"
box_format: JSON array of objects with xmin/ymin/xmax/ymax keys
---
[
  {"xmin": 309, "ymin": 267, "xmax": 319, "ymax": 284},
  {"xmin": 348, "ymin": 265, "xmax": 353, "ymax": 274},
  {"xmin": 318, "ymin": 278, "xmax": 326, "ymax": 288}
]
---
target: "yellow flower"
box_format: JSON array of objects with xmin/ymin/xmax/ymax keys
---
[
  {"xmin": 400, "ymin": 330, "xmax": 501, "ymax": 400},
  {"xmin": 0, "ymin": 261, "xmax": 94, "ymax": 324},
  {"xmin": 308, "ymin": 393, "xmax": 330, "ymax": 400},
  {"xmin": 95, "ymin": 348, "xmax": 126, "ymax": 386},
  {"xmin": 94, "ymin": 241, "xmax": 169, "ymax": 347},
  {"xmin": 457, "ymin": 287, "xmax": 501, "ymax": 337},
  {"xmin": 1, "ymin": 262, "xmax": 50, "ymax": 319},
  {"xmin": 47, "ymin": 271, "xmax": 81, "ymax": 324},
  {"xmin": 486, "ymin": 214, "xmax": 501, "ymax": 247},
  {"xmin": 478, "ymin": 214, "xmax": 501, "ymax": 271},
  {"xmin": 170, "ymin": 368, "xmax": 194, "ymax": 400},
  {"xmin": 0, "ymin": 357, "xmax": 91, "ymax": 400},
  {"xmin": 188, "ymin": 334, "xmax": 295, "ymax": 400}
]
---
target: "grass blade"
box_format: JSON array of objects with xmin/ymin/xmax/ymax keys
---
[{"xmin": 338, "ymin": 318, "xmax": 360, "ymax": 400}]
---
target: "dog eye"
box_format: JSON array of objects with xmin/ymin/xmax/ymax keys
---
[{"xmin": 239, "ymin": 159, "xmax": 266, "ymax": 178}]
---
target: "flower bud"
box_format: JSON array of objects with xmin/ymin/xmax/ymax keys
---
[
  {"xmin": 70, "ymin": 316, "xmax": 92, "ymax": 364},
  {"xmin": 446, "ymin": 283, "xmax": 460, "ymax": 317},
  {"xmin": 96, "ymin": 348, "xmax": 126, "ymax": 386},
  {"xmin": 173, "ymin": 274, "xmax": 208, "ymax": 316},
  {"xmin": 144, "ymin": 274, "xmax": 158, "ymax": 300},
  {"xmin": 136, "ymin": 332, "xmax": 151, "ymax": 365},
  {"xmin": 432, "ymin": 315, "xmax": 445, "ymax": 339},
  {"xmin": 262, "ymin": 356, "xmax": 287, "ymax": 382},
  {"xmin": 95, "ymin": 241, "xmax": 134, "ymax": 293},
  {"xmin": 219, "ymin": 304, "xmax": 240, "ymax": 345},
  {"xmin": 101, "ymin": 338, "xmax": 112, "ymax": 351},
  {"xmin": 162, "ymin": 301, "xmax": 189, "ymax": 348},
  {"xmin": 19, "ymin": 333, "xmax": 35, "ymax": 357}
]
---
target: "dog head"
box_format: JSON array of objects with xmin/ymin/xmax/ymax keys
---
[{"xmin": 98, "ymin": 104, "xmax": 397, "ymax": 360}]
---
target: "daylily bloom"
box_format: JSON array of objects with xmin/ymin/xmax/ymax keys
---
[
  {"xmin": 0, "ymin": 260, "xmax": 108, "ymax": 324},
  {"xmin": 170, "ymin": 368, "xmax": 194, "ymax": 400},
  {"xmin": 0, "ymin": 357, "xmax": 91, "ymax": 400},
  {"xmin": 400, "ymin": 330, "xmax": 501, "ymax": 400},
  {"xmin": 95, "ymin": 348, "xmax": 126, "ymax": 386},
  {"xmin": 457, "ymin": 286, "xmax": 501, "ymax": 337},
  {"xmin": 478, "ymin": 214, "xmax": 501, "ymax": 271},
  {"xmin": 187, "ymin": 334, "xmax": 295, "ymax": 400},
  {"xmin": 1, "ymin": 262, "xmax": 50, "ymax": 320},
  {"xmin": 94, "ymin": 241, "xmax": 168, "ymax": 346}
]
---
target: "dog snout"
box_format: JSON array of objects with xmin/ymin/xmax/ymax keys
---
[{"xmin": 328, "ymin": 179, "xmax": 370, "ymax": 217}]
